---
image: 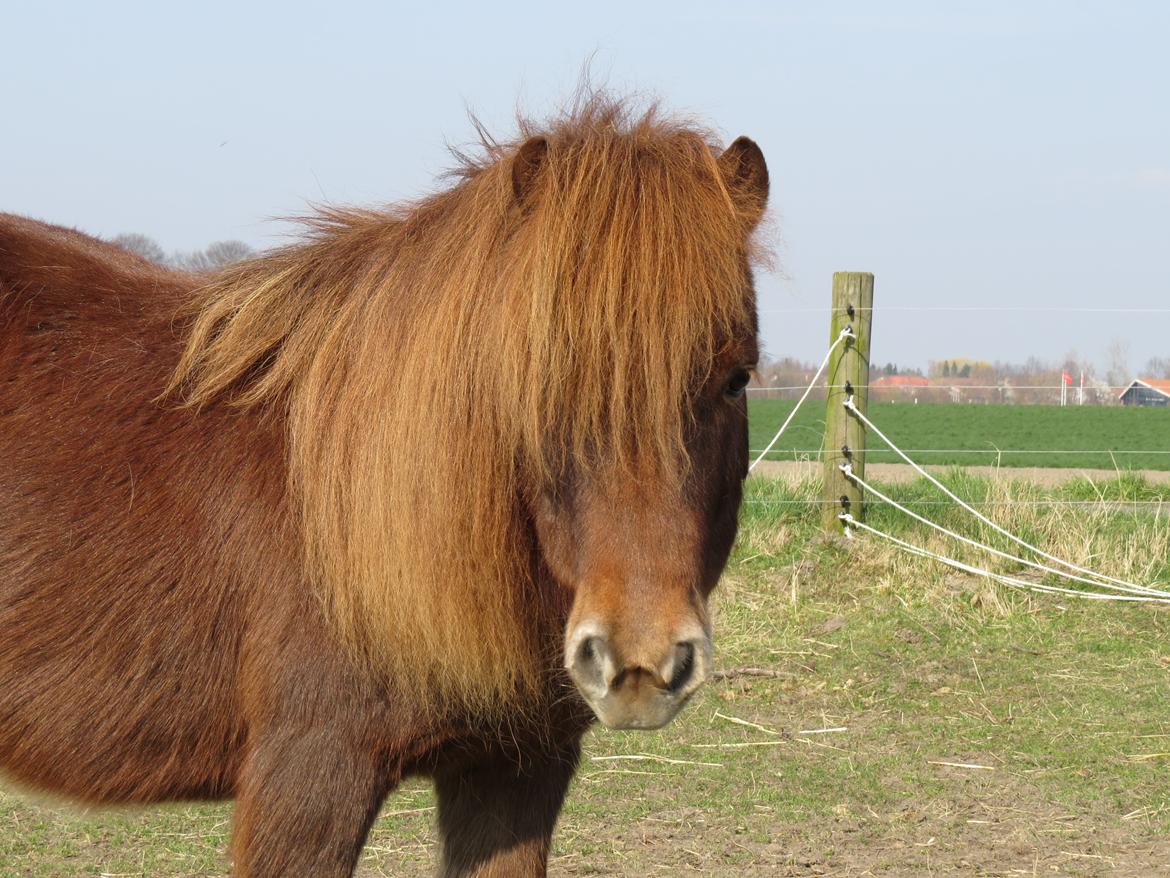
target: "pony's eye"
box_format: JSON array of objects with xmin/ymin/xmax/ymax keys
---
[{"xmin": 724, "ymin": 368, "xmax": 752, "ymax": 399}]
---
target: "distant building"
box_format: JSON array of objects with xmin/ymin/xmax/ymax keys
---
[
  {"xmin": 871, "ymin": 374, "xmax": 934, "ymax": 403},
  {"xmin": 872, "ymin": 375, "xmax": 932, "ymax": 389},
  {"xmin": 1118, "ymin": 377, "xmax": 1170, "ymax": 407}
]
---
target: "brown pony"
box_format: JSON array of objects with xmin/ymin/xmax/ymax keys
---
[{"xmin": 0, "ymin": 95, "xmax": 767, "ymax": 876}]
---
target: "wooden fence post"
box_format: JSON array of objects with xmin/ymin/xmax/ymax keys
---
[{"xmin": 822, "ymin": 272, "xmax": 874, "ymax": 533}]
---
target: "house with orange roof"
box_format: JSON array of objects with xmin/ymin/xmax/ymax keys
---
[
  {"xmin": 1118, "ymin": 377, "xmax": 1170, "ymax": 407},
  {"xmin": 871, "ymin": 375, "xmax": 933, "ymax": 389}
]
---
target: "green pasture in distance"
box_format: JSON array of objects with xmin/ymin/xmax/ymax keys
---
[{"xmin": 748, "ymin": 400, "xmax": 1170, "ymax": 471}]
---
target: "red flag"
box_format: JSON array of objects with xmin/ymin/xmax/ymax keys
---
[{"xmin": 1062, "ymin": 369, "xmax": 1073, "ymax": 386}]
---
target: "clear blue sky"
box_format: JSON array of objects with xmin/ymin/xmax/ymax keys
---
[{"xmin": 5, "ymin": 1, "xmax": 1168, "ymax": 375}]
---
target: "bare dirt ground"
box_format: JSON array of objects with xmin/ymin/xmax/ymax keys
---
[{"xmin": 752, "ymin": 461, "xmax": 1170, "ymax": 487}]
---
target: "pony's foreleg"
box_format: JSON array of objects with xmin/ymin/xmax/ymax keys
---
[
  {"xmin": 434, "ymin": 739, "xmax": 581, "ymax": 878},
  {"xmin": 230, "ymin": 728, "xmax": 389, "ymax": 878}
]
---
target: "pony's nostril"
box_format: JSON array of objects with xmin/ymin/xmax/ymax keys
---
[
  {"xmin": 570, "ymin": 636, "xmax": 608, "ymax": 683},
  {"xmin": 667, "ymin": 641, "xmax": 696, "ymax": 693},
  {"xmin": 570, "ymin": 634, "xmax": 611, "ymax": 694},
  {"xmin": 578, "ymin": 636, "xmax": 599, "ymax": 665}
]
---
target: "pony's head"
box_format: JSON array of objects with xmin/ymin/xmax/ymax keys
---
[
  {"xmin": 169, "ymin": 96, "xmax": 767, "ymax": 729},
  {"xmin": 505, "ymin": 118, "xmax": 767, "ymax": 729}
]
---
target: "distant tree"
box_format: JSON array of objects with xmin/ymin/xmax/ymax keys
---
[
  {"xmin": 204, "ymin": 240, "xmax": 255, "ymax": 268},
  {"xmin": 171, "ymin": 238, "xmax": 255, "ymax": 273},
  {"xmin": 959, "ymin": 364, "xmax": 972, "ymax": 378},
  {"xmin": 173, "ymin": 240, "xmax": 255, "ymax": 272},
  {"xmin": 170, "ymin": 250, "xmax": 205, "ymax": 271},
  {"xmin": 1143, "ymin": 356, "xmax": 1170, "ymax": 379},
  {"xmin": 1106, "ymin": 338, "xmax": 1130, "ymax": 388},
  {"xmin": 942, "ymin": 361, "xmax": 951, "ymax": 377},
  {"xmin": 111, "ymin": 233, "xmax": 166, "ymax": 264}
]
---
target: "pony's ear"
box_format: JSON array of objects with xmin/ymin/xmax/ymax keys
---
[
  {"xmin": 718, "ymin": 136, "xmax": 769, "ymax": 227},
  {"xmin": 511, "ymin": 136, "xmax": 549, "ymax": 203}
]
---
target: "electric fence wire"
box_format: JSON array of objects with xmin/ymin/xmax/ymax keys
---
[
  {"xmin": 748, "ymin": 326, "xmax": 855, "ymax": 474},
  {"xmin": 831, "ymin": 397, "xmax": 1167, "ymax": 602},
  {"xmin": 838, "ymin": 462, "xmax": 1170, "ymax": 599}
]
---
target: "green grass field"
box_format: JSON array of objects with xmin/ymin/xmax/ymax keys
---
[
  {"xmin": 748, "ymin": 400, "xmax": 1170, "ymax": 471},
  {"xmin": 3, "ymin": 473, "xmax": 1169, "ymax": 876}
]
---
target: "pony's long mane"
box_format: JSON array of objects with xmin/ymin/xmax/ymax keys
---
[{"xmin": 168, "ymin": 95, "xmax": 764, "ymax": 714}]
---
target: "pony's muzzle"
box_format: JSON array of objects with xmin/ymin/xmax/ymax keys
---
[{"xmin": 564, "ymin": 622, "xmax": 711, "ymax": 730}]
